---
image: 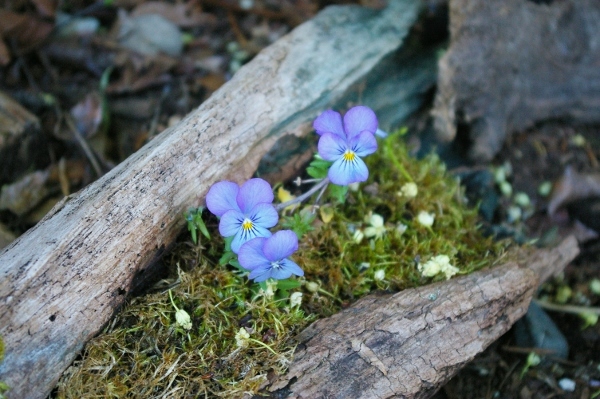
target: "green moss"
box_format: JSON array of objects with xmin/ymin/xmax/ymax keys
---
[{"xmin": 56, "ymin": 131, "xmax": 508, "ymax": 398}]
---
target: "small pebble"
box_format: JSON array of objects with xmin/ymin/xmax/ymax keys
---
[{"xmin": 558, "ymin": 378, "xmax": 576, "ymax": 392}]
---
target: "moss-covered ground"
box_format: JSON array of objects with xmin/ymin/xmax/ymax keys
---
[{"xmin": 55, "ymin": 131, "xmax": 508, "ymax": 398}]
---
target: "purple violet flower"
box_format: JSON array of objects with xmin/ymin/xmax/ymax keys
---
[
  {"xmin": 238, "ymin": 230, "xmax": 304, "ymax": 282},
  {"xmin": 314, "ymin": 106, "xmax": 378, "ymax": 186},
  {"xmin": 206, "ymin": 178, "xmax": 278, "ymax": 253}
]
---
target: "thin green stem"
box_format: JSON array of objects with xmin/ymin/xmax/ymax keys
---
[
  {"xmin": 168, "ymin": 290, "xmax": 179, "ymax": 311},
  {"xmin": 247, "ymin": 338, "xmax": 278, "ymax": 355}
]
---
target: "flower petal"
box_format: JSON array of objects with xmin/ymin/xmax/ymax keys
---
[
  {"xmin": 237, "ymin": 178, "xmax": 274, "ymax": 214},
  {"xmin": 248, "ymin": 267, "xmax": 273, "ymax": 282},
  {"xmin": 249, "ymin": 203, "xmax": 278, "ymax": 229},
  {"xmin": 238, "ymin": 237, "xmax": 269, "ymax": 271},
  {"xmin": 206, "ymin": 181, "xmax": 240, "ymax": 217},
  {"xmin": 328, "ymin": 156, "xmax": 369, "ymax": 186},
  {"xmin": 350, "ymin": 131, "xmax": 377, "ymax": 157},
  {"xmin": 231, "ymin": 224, "xmax": 272, "ymax": 253},
  {"xmin": 317, "ymin": 133, "xmax": 347, "ymax": 161},
  {"xmin": 313, "ymin": 110, "xmax": 345, "ymax": 138},
  {"xmin": 219, "ymin": 209, "xmax": 243, "ymax": 237},
  {"xmin": 280, "ymin": 258, "xmax": 304, "ymax": 277},
  {"xmin": 343, "ymin": 106, "xmax": 378, "ymax": 140},
  {"xmin": 262, "ymin": 230, "xmax": 298, "ymax": 262},
  {"xmin": 268, "ymin": 266, "xmax": 293, "ymax": 281}
]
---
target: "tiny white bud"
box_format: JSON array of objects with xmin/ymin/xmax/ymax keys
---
[
  {"xmin": 395, "ymin": 223, "xmax": 407, "ymax": 236},
  {"xmin": 538, "ymin": 181, "xmax": 552, "ymax": 197},
  {"xmin": 235, "ymin": 327, "xmax": 250, "ymax": 348},
  {"xmin": 417, "ymin": 211, "xmax": 435, "ymax": 227},
  {"xmin": 290, "ymin": 292, "xmax": 303, "ymax": 307},
  {"xmin": 175, "ymin": 309, "xmax": 192, "ymax": 330},
  {"xmin": 305, "ymin": 281, "xmax": 319, "ymax": 293},
  {"xmin": 399, "ymin": 182, "xmax": 418, "ymax": 198},
  {"xmin": 499, "ymin": 181, "xmax": 513, "ymax": 197},
  {"xmin": 374, "ymin": 269, "xmax": 385, "ymax": 281},
  {"xmin": 513, "ymin": 192, "xmax": 531, "ymax": 207},
  {"xmin": 570, "ymin": 134, "xmax": 586, "ymax": 147},
  {"xmin": 353, "ymin": 229, "xmax": 365, "ymax": 244}
]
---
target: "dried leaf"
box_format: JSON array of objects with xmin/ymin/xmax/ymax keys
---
[
  {"xmin": 0, "ymin": 10, "xmax": 54, "ymax": 54},
  {"xmin": 31, "ymin": 0, "xmax": 57, "ymax": 18},
  {"xmin": 131, "ymin": 1, "xmax": 215, "ymax": 28},
  {"xmin": 548, "ymin": 167, "xmax": 600, "ymax": 216},
  {"xmin": 0, "ymin": 39, "xmax": 11, "ymax": 66},
  {"xmin": 70, "ymin": 92, "xmax": 103, "ymax": 138},
  {"xmin": 115, "ymin": 10, "xmax": 183, "ymax": 57},
  {"xmin": 0, "ymin": 170, "xmax": 50, "ymax": 216}
]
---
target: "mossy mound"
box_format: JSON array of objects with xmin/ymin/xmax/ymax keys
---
[{"xmin": 56, "ymin": 131, "xmax": 507, "ymax": 398}]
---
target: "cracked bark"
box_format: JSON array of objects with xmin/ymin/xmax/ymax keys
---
[
  {"xmin": 269, "ymin": 236, "xmax": 579, "ymax": 399},
  {"xmin": 0, "ymin": 3, "xmax": 424, "ymax": 398}
]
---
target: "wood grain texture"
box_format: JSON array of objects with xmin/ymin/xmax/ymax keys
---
[
  {"xmin": 269, "ymin": 237, "xmax": 579, "ymax": 399},
  {"xmin": 0, "ymin": 3, "xmax": 420, "ymax": 398},
  {"xmin": 432, "ymin": 0, "xmax": 600, "ymax": 161}
]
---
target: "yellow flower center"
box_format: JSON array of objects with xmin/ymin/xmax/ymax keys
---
[
  {"xmin": 343, "ymin": 150, "xmax": 356, "ymax": 162},
  {"xmin": 242, "ymin": 219, "xmax": 253, "ymax": 231}
]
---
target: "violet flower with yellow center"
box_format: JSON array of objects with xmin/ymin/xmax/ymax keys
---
[
  {"xmin": 314, "ymin": 106, "xmax": 378, "ymax": 186},
  {"xmin": 206, "ymin": 178, "xmax": 278, "ymax": 253}
]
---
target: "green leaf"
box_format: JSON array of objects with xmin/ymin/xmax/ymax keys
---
[
  {"xmin": 276, "ymin": 279, "xmax": 302, "ymax": 291},
  {"xmin": 184, "ymin": 207, "xmax": 210, "ymax": 245},
  {"xmin": 328, "ymin": 184, "xmax": 349, "ymax": 204},
  {"xmin": 306, "ymin": 156, "xmax": 332, "ymax": 179},
  {"xmin": 281, "ymin": 209, "xmax": 316, "ymax": 239},
  {"xmin": 219, "ymin": 250, "xmax": 236, "ymax": 266},
  {"xmin": 223, "ymin": 236, "xmax": 233, "ymax": 252}
]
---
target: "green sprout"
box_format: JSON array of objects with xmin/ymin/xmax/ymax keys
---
[{"xmin": 185, "ymin": 207, "xmax": 210, "ymax": 245}]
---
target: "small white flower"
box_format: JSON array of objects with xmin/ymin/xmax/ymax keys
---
[
  {"xmin": 418, "ymin": 257, "xmax": 441, "ymax": 277},
  {"xmin": 513, "ymin": 192, "xmax": 531, "ymax": 207},
  {"xmin": 353, "ymin": 229, "xmax": 365, "ymax": 244},
  {"xmin": 418, "ymin": 255, "xmax": 458, "ymax": 280},
  {"xmin": 417, "ymin": 211, "xmax": 435, "ymax": 227},
  {"xmin": 398, "ymin": 182, "xmax": 418, "ymax": 198},
  {"xmin": 263, "ymin": 280, "xmax": 277, "ymax": 299},
  {"xmin": 395, "ymin": 223, "xmax": 407, "ymax": 236},
  {"xmin": 499, "ymin": 181, "xmax": 512, "ymax": 197},
  {"xmin": 374, "ymin": 269, "xmax": 385, "ymax": 281},
  {"xmin": 290, "ymin": 292, "xmax": 303, "ymax": 308},
  {"xmin": 364, "ymin": 214, "xmax": 386, "ymax": 239},
  {"xmin": 235, "ymin": 327, "xmax": 250, "ymax": 348},
  {"xmin": 440, "ymin": 261, "xmax": 459, "ymax": 280},
  {"xmin": 175, "ymin": 309, "xmax": 192, "ymax": 330}
]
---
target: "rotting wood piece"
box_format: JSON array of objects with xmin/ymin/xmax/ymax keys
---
[
  {"xmin": 269, "ymin": 236, "xmax": 579, "ymax": 399},
  {"xmin": 432, "ymin": 0, "xmax": 600, "ymax": 161},
  {"xmin": 0, "ymin": 3, "xmax": 422, "ymax": 398}
]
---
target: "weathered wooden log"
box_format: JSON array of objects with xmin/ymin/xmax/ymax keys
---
[
  {"xmin": 432, "ymin": 0, "xmax": 600, "ymax": 161},
  {"xmin": 269, "ymin": 236, "xmax": 579, "ymax": 399},
  {"xmin": 0, "ymin": 3, "xmax": 423, "ymax": 398}
]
